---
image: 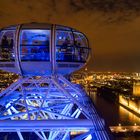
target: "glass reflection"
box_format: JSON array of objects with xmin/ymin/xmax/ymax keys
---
[
  {"xmin": 20, "ymin": 30, "xmax": 50, "ymax": 61},
  {"xmin": 0, "ymin": 30, "xmax": 15, "ymax": 61},
  {"xmin": 56, "ymin": 30, "xmax": 89, "ymax": 62}
]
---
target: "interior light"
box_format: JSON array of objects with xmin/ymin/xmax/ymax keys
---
[
  {"xmin": 58, "ymin": 36, "xmax": 62, "ymax": 39},
  {"xmin": 84, "ymin": 134, "xmax": 92, "ymax": 140}
]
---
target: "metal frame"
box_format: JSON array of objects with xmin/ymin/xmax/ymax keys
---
[{"xmin": 0, "ymin": 75, "xmax": 110, "ymax": 140}]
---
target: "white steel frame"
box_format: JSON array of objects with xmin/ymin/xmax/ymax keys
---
[{"xmin": 0, "ymin": 75, "xmax": 110, "ymax": 140}]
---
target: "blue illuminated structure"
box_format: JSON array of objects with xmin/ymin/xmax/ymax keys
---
[{"xmin": 0, "ymin": 23, "xmax": 112, "ymax": 140}]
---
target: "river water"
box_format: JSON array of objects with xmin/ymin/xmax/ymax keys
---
[
  {"xmin": 89, "ymin": 91, "xmax": 140, "ymax": 140},
  {"xmin": 90, "ymin": 92, "xmax": 140, "ymax": 126}
]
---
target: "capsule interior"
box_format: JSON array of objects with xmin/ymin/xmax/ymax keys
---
[{"xmin": 0, "ymin": 23, "xmax": 90, "ymax": 76}]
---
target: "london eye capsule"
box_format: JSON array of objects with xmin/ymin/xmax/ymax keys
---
[{"xmin": 0, "ymin": 23, "xmax": 90, "ymax": 76}]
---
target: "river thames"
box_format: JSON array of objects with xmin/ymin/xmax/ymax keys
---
[{"xmin": 90, "ymin": 91, "xmax": 140, "ymax": 140}]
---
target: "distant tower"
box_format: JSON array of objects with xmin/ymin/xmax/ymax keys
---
[{"xmin": 0, "ymin": 23, "xmax": 111, "ymax": 140}]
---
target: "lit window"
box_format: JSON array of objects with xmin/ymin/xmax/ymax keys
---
[{"xmin": 20, "ymin": 30, "xmax": 50, "ymax": 61}]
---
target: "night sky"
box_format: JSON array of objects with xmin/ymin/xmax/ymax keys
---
[{"xmin": 0, "ymin": 0, "xmax": 140, "ymax": 72}]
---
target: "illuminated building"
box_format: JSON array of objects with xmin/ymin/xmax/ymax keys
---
[
  {"xmin": 0, "ymin": 23, "xmax": 111, "ymax": 140},
  {"xmin": 133, "ymin": 82, "xmax": 140, "ymax": 97}
]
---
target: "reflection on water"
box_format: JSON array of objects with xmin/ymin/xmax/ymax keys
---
[
  {"xmin": 90, "ymin": 91, "xmax": 140, "ymax": 140},
  {"xmin": 119, "ymin": 106, "xmax": 140, "ymax": 126},
  {"xmin": 90, "ymin": 92, "xmax": 140, "ymax": 140},
  {"xmin": 90, "ymin": 92, "xmax": 140, "ymax": 126}
]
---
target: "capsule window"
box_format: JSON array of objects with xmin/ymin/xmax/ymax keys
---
[
  {"xmin": 56, "ymin": 30, "xmax": 89, "ymax": 62},
  {"xmin": 0, "ymin": 30, "xmax": 15, "ymax": 61},
  {"xmin": 20, "ymin": 30, "xmax": 50, "ymax": 61},
  {"xmin": 56, "ymin": 30, "xmax": 75, "ymax": 62},
  {"xmin": 73, "ymin": 32, "xmax": 89, "ymax": 62}
]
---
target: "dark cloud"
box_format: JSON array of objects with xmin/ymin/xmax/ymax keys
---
[
  {"xmin": 0, "ymin": 0, "xmax": 140, "ymax": 72},
  {"xmin": 70, "ymin": 0, "xmax": 140, "ymax": 12},
  {"xmin": 27, "ymin": 5, "xmax": 34, "ymax": 11},
  {"xmin": 69, "ymin": 0, "xmax": 140, "ymax": 23}
]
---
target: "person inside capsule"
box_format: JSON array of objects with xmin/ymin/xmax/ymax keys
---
[{"xmin": 1, "ymin": 35, "xmax": 14, "ymax": 61}]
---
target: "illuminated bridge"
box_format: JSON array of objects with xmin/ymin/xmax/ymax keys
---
[
  {"xmin": 0, "ymin": 23, "xmax": 112, "ymax": 140},
  {"xmin": 110, "ymin": 125, "xmax": 140, "ymax": 133}
]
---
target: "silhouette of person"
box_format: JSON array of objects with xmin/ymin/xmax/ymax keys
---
[
  {"xmin": 9, "ymin": 39, "xmax": 13, "ymax": 49},
  {"xmin": 1, "ymin": 35, "xmax": 8, "ymax": 48},
  {"xmin": 63, "ymin": 38, "xmax": 70, "ymax": 46},
  {"xmin": 74, "ymin": 41, "xmax": 81, "ymax": 48},
  {"xmin": 1, "ymin": 35, "xmax": 9, "ymax": 59},
  {"xmin": 73, "ymin": 41, "xmax": 80, "ymax": 60}
]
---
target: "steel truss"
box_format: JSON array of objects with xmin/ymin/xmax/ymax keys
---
[{"xmin": 0, "ymin": 75, "xmax": 110, "ymax": 140}]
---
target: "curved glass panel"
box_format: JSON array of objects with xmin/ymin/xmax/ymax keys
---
[
  {"xmin": 56, "ymin": 30, "xmax": 74, "ymax": 61},
  {"xmin": 0, "ymin": 30, "xmax": 15, "ymax": 61},
  {"xmin": 73, "ymin": 32, "xmax": 89, "ymax": 62},
  {"xmin": 56, "ymin": 30, "xmax": 89, "ymax": 62},
  {"xmin": 20, "ymin": 30, "xmax": 50, "ymax": 61}
]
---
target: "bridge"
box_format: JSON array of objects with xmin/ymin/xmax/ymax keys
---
[{"xmin": 110, "ymin": 125, "xmax": 140, "ymax": 133}]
